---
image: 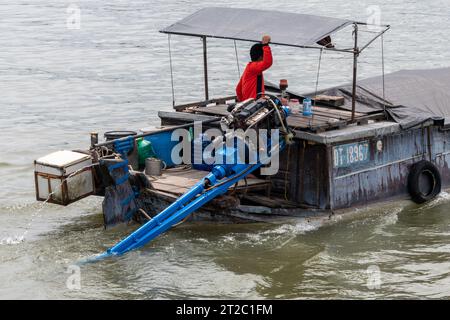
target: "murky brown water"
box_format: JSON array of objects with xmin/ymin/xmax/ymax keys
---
[{"xmin": 1, "ymin": 0, "xmax": 450, "ymax": 299}]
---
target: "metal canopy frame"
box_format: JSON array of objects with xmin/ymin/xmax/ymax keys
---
[{"xmin": 160, "ymin": 12, "xmax": 390, "ymax": 122}]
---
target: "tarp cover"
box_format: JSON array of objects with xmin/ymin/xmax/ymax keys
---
[
  {"xmin": 160, "ymin": 7, "xmax": 352, "ymax": 47},
  {"xmin": 309, "ymin": 67, "xmax": 450, "ymax": 128}
]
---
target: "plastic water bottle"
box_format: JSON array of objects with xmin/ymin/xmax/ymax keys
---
[{"xmin": 303, "ymin": 97, "xmax": 313, "ymax": 116}]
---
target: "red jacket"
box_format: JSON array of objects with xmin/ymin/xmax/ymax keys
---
[{"xmin": 236, "ymin": 45, "xmax": 273, "ymax": 101}]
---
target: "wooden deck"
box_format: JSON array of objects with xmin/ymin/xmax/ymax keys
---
[
  {"xmin": 179, "ymin": 103, "xmax": 382, "ymax": 132},
  {"xmin": 149, "ymin": 167, "xmax": 269, "ymax": 196},
  {"xmin": 142, "ymin": 167, "xmax": 311, "ymax": 213}
]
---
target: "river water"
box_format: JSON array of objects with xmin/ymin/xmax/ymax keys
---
[{"xmin": 1, "ymin": 0, "xmax": 450, "ymax": 299}]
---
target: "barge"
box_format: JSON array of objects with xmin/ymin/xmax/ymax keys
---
[{"xmin": 33, "ymin": 8, "xmax": 450, "ymax": 258}]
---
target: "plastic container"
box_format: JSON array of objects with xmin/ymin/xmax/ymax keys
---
[
  {"xmin": 303, "ymin": 97, "xmax": 313, "ymax": 117},
  {"xmin": 289, "ymin": 99, "xmax": 300, "ymax": 112},
  {"xmin": 137, "ymin": 137, "xmax": 156, "ymax": 167}
]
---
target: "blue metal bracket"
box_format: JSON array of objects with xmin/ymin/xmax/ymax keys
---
[
  {"xmin": 113, "ymin": 136, "xmax": 134, "ymax": 157},
  {"xmin": 102, "ymin": 137, "xmax": 138, "ymax": 224}
]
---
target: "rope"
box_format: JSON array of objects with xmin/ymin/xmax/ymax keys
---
[
  {"xmin": 168, "ymin": 34, "xmax": 175, "ymax": 107},
  {"xmin": 6, "ymin": 163, "xmax": 100, "ymax": 245},
  {"xmin": 284, "ymin": 143, "xmax": 291, "ymax": 201},
  {"xmin": 268, "ymin": 99, "xmax": 288, "ymax": 134},
  {"xmin": 314, "ymin": 48, "xmax": 323, "ymax": 105},
  {"xmin": 172, "ymin": 215, "xmax": 190, "ymax": 228},
  {"xmin": 381, "ymin": 33, "xmax": 386, "ymax": 115},
  {"xmin": 310, "ymin": 48, "xmax": 323, "ymax": 127},
  {"xmin": 234, "ymin": 40, "xmax": 241, "ymax": 79}
]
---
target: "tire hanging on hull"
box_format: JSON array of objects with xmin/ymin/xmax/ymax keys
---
[{"xmin": 407, "ymin": 160, "xmax": 441, "ymax": 204}]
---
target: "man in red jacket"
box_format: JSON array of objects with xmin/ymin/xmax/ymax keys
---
[{"xmin": 236, "ymin": 35, "xmax": 273, "ymax": 102}]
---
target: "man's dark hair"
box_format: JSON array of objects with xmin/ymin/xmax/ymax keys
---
[{"xmin": 250, "ymin": 43, "xmax": 263, "ymax": 62}]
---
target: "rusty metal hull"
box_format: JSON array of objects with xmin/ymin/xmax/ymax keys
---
[
  {"xmin": 276, "ymin": 125, "xmax": 450, "ymax": 210},
  {"xmin": 330, "ymin": 126, "xmax": 450, "ymax": 209}
]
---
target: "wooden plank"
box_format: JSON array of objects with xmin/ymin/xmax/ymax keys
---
[
  {"xmin": 152, "ymin": 177, "xmax": 267, "ymax": 192},
  {"xmin": 158, "ymin": 111, "xmax": 218, "ymax": 123},
  {"xmin": 192, "ymin": 104, "xmax": 367, "ymax": 125},
  {"xmin": 149, "ymin": 168, "xmax": 269, "ymax": 196},
  {"xmin": 142, "ymin": 188, "xmax": 239, "ymax": 211},
  {"xmin": 311, "ymin": 106, "xmax": 364, "ymax": 119},
  {"xmin": 290, "ymin": 112, "xmax": 342, "ymax": 123},
  {"xmin": 298, "ymin": 110, "xmax": 346, "ymax": 121},
  {"xmin": 192, "ymin": 104, "xmax": 229, "ymax": 116},
  {"xmin": 171, "ymin": 100, "xmax": 380, "ymax": 133},
  {"xmin": 242, "ymin": 194, "xmax": 297, "ymax": 208},
  {"xmin": 287, "ymin": 115, "xmax": 333, "ymax": 129},
  {"xmin": 174, "ymin": 96, "xmax": 236, "ymax": 111},
  {"xmin": 152, "ymin": 184, "xmax": 187, "ymax": 195},
  {"xmin": 313, "ymin": 95, "xmax": 345, "ymax": 107},
  {"xmin": 193, "ymin": 104, "xmax": 365, "ymax": 121},
  {"xmin": 313, "ymin": 105, "xmax": 366, "ymax": 118}
]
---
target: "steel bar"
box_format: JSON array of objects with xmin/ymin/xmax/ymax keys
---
[
  {"xmin": 202, "ymin": 36, "xmax": 209, "ymax": 101},
  {"xmin": 359, "ymin": 26, "xmax": 391, "ymax": 53},
  {"xmin": 93, "ymin": 117, "xmax": 221, "ymax": 148},
  {"xmin": 351, "ymin": 23, "xmax": 359, "ymax": 122}
]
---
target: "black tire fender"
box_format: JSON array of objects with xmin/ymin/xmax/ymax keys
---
[{"xmin": 407, "ymin": 160, "xmax": 441, "ymax": 204}]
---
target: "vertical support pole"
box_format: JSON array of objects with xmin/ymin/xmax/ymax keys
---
[
  {"xmin": 168, "ymin": 34, "xmax": 176, "ymax": 108},
  {"xmin": 327, "ymin": 146, "xmax": 335, "ymax": 210},
  {"xmin": 90, "ymin": 132, "xmax": 99, "ymax": 148},
  {"xmin": 351, "ymin": 23, "xmax": 359, "ymax": 122},
  {"xmin": 381, "ymin": 33, "xmax": 386, "ymax": 115},
  {"xmin": 202, "ymin": 36, "xmax": 209, "ymax": 101}
]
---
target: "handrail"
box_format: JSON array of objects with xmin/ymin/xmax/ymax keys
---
[{"xmin": 93, "ymin": 117, "xmax": 221, "ymax": 148}]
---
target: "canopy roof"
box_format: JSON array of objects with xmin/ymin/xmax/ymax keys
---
[
  {"xmin": 160, "ymin": 7, "xmax": 354, "ymax": 48},
  {"xmin": 310, "ymin": 67, "xmax": 450, "ymax": 128}
]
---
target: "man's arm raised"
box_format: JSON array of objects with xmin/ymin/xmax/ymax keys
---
[{"xmin": 251, "ymin": 35, "xmax": 273, "ymax": 73}]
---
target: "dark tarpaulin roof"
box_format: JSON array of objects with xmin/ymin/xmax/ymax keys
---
[
  {"xmin": 313, "ymin": 67, "xmax": 450, "ymax": 128},
  {"xmin": 160, "ymin": 7, "xmax": 353, "ymax": 47}
]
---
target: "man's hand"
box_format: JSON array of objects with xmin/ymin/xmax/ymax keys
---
[{"xmin": 262, "ymin": 35, "xmax": 271, "ymax": 45}]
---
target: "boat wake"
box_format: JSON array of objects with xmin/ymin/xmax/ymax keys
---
[
  {"xmin": 0, "ymin": 235, "xmax": 25, "ymax": 246},
  {"xmin": 263, "ymin": 220, "xmax": 321, "ymax": 236},
  {"xmin": 0, "ymin": 201, "xmax": 45, "ymax": 213},
  {"xmin": 219, "ymin": 220, "xmax": 320, "ymax": 249},
  {"xmin": 412, "ymin": 191, "xmax": 450, "ymax": 212}
]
